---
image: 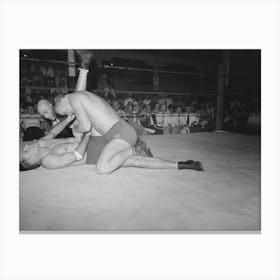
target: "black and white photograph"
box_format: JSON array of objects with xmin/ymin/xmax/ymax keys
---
[
  {"xmin": 19, "ymin": 49, "xmax": 261, "ymax": 232},
  {"xmin": 1, "ymin": 0, "xmax": 280, "ymax": 279}
]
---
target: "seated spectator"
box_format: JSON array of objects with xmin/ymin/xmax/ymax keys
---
[
  {"xmin": 20, "ymin": 67, "xmax": 30, "ymax": 87},
  {"xmin": 224, "ymin": 102, "xmax": 247, "ymax": 132},
  {"xmin": 40, "ymin": 63, "xmax": 47, "ymax": 77},
  {"xmin": 131, "ymin": 103, "xmax": 142, "ymax": 124},
  {"xmin": 98, "ymin": 73, "xmax": 116, "ymax": 99},
  {"xmin": 142, "ymin": 94, "xmax": 151, "ymax": 106},
  {"xmin": 24, "ymin": 87, "xmax": 33, "ymax": 105},
  {"xmin": 159, "ymin": 93, "xmax": 173, "ymax": 107},
  {"xmin": 152, "ymin": 102, "xmax": 160, "ymax": 114},
  {"xmin": 21, "ymin": 106, "xmax": 45, "ymax": 141},
  {"xmin": 180, "ymin": 105, "xmax": 200, "ymax": 133},
  {"xmin": 171, "ymin": 105, "xmax": 187, "ymax": 134},
  {"xmin": 54, "ymin": 67, "xmax": 62, "ymax": 88},
  {"xmin": 139, "ymin": 104, "xmax": 162, "ymax": 135},
  {"xmin": 167, "ymin": 104, "xmax": 178, "ymax": 134},
  {"xmin": 190, "ymin": 100, "xmax": 199, "ymax": 109},
  {"xmin": 59, "ymin": 77, "xmax": 67, "ymax": 88},
  {"xmin": 189, "ymin": 104, "xmax": 202, "ymax": 132},
  {"xmin": 46, "ymin": 63, "xmax": 55, "ymax": 78},
  {"xmin": 124, "ymin": 103, "xmax": 147, "ymax": 136},
  {"xmin": 123, "ymin": 93, "xmax": 134, "ymax": 108},
  {"xmin": 245, "ymin": 111, "xmax": 260, "ymax": 134},
  {"xmin": 124, "ymin": 101, "xmax": 134, "ymax": 122},
  {"xmin": 111, "ymin": 99, "xmax": 126, "ymax": 119},
  {"xmin": 104, "ymin": 82, "xmax": 116, "ymax": 100},
  {"xmin": 45, "ymin": 63, "xmax": 55, "ymax": 87},
  {"xmin": 199, "ymin": 103, "xmax": 214, "ymax": 131},
  {"xmin": 207, "ymin": 101, "xmax": 215, "ymax": 119},
  {"xmin": 156, "ymin": 104, "xmax": 173, "ymax": 134},
  {"xmin": 31, "ymin": 63, "xmax": 44, "ymax": 87},
  {"xmin": 175, "ymin": 95, "xmax": 185, "ymax": 108}
]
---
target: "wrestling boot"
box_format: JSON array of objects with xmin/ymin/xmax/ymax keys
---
[
  {"xmin": 75, "ymin": 49, "xmax": 95, "ymax": 69},
  {"xmin": 177, "ymin": 160, "xmax": 204, "ymax": 171}
]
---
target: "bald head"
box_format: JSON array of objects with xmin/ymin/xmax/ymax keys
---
[{"xmin": 37, "ymin": 99, "xmax": 56, "ymax": 121}]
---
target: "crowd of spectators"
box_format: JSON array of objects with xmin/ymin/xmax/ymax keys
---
[
  {"xmin": 223, "ymin": 98, "xmax": 261, "ymax": 134},
  {"xmin": 20, "ymin": 62, "xmax": 68, "ymax": 112},
  {"xmin": 105, "ymin": 94, "xmax": 216, "ymax": 136},
  {"xmin": 20, "ymin": 89, "xmax": 261, "ymax": 140},
  {"xmin": 20, "ymin": 62, "xmax": 67, "ymax": 88},
  {"xmin": 19, "ymin": 61, "xmax": 260, "ymax": 136}
]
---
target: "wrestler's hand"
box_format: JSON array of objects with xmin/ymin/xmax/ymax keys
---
[
  {"xmin": 70, "ymin": 119, "xmax": 79, "ymax": 130},
  {"xmin": 66, "ymin": 115, "xmax": 76, "ymax": 123}
]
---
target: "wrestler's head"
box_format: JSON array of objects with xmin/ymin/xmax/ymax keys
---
[
  {"xmin": 37, "ymin": 99, "xmax": 56, "ymax": 121},
  {"xmin": 20, "ymin": 142, "xmax": 45, "ymax": 171},
  {"xmin": 54, "ymin": 95, "xmax": 73, "ymax": 116}
]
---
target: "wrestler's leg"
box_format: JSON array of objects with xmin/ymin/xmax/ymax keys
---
[
  {"xmin": 74, "ymin": 50, "xmax": 94, "ymax": 92},
  {"xmin": 122, "ymin": 156, "xmax": 177, "ymax": 169},
  {"xmin": 122, "ymin": 156, "xmax": 204, "ymax": 171},
  {"xmin": 95, "ymin": 138, "xmax": 134, "ymax": 174},
  {"xmin": 75, "ymin": 68, "xmax": 89, "ymax": 92}
]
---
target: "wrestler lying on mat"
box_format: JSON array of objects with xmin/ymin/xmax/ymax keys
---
[
  {"xmin": 19, "ymin": 132, "xmax": 206, "ymax": 177},
  {"xmin": 20, "ymin": 113, "xmax": 204, "ymax": 172}
]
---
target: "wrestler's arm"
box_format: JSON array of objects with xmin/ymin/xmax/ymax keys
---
[
  {"xmin": 41, "ymin": 132, "xmax": 90, "ymax": 169},
  {"xmin": 41, "ymin": 115, "xmax": 75, "ymax": 140},
  {"xmin": 69, "ymin": 94, "xmax": 92, "ymax": 133}
]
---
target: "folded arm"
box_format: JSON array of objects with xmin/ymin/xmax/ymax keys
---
[{"xmin": 41, "ymin": 132, "xmax": 91, "ymax": 169}]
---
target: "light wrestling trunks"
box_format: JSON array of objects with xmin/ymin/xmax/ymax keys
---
[{"xmin": 104, "ymin": 120, "xmax": 137, "ymax": 147}]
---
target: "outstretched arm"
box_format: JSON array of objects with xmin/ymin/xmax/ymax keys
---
[
  {"xmin": 41, "ymin": 132, "xmax": 91, "ymax": 169},
  {"xmin": 42, "ymin": 115, "xmax": 75, "ymax": 140}
]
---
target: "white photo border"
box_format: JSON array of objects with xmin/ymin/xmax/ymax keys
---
[{"xmin": 1, "ymin": 0, "xmax": 280, "ymax": 279}]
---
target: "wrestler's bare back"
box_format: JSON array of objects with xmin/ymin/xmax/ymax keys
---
[{"xmin": 70, "ymin": 91, "xmax": 120, "ymax": 135}]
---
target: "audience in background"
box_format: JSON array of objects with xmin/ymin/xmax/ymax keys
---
[
  {"xmin": 98, "ymin": 73, "xmax": 116, "ymax": 99},
  {"xmin": 142, "ymin": 94, "xmax": 152, "ymax": 106},
  {"xmin": 20, "ymin": 61, "xmax": 260, "ymax": 136},
  {"xmin": 123, "ymin": 93, "xmax": 134, "ymax": 108},
  {"xmin": 111, "ymin": 99, "xmax": 127, "ymax": 120},
  {"xmin": 140, "ymin": 104, "xmax": 162, "ymax": 135},
  {"xmin": 158, "ymin": 93, "xmax": 173, "ymax": 107},
  {"xmin": 20, "ymin": 89, "xmax": 261, "ymax": 137}
]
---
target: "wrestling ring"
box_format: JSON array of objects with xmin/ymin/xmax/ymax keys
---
[{"xmin": 20, "ymin": 132, "xmax": 260, "ymax": 232}]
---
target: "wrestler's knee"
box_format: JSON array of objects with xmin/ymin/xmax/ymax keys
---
[
  {"xmin": 95, "ymin": 160, "xmax": 113, "ymax": 175},
  {"xmin": 95, "ymin": 164, "xmax": 110, "ymax": 175}
]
